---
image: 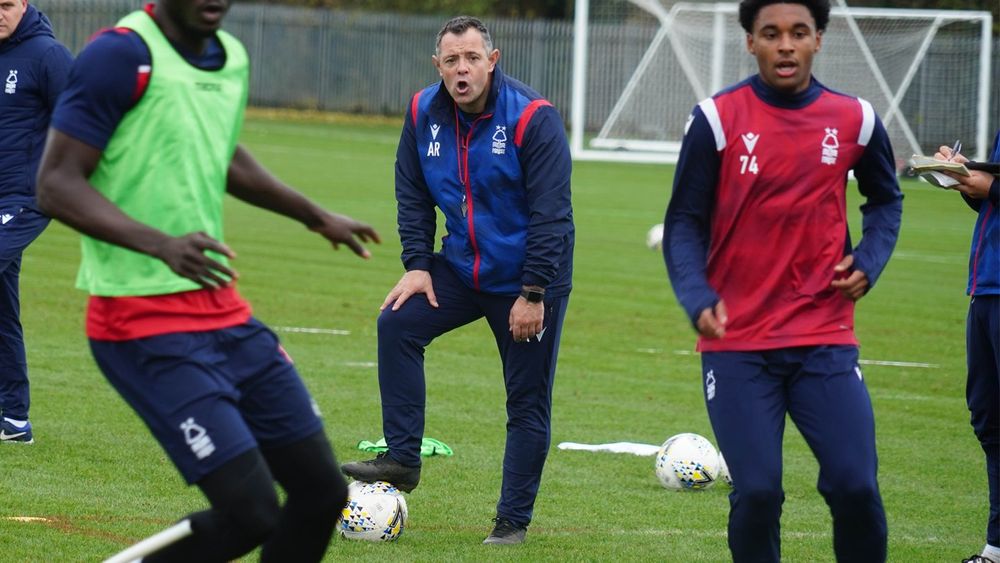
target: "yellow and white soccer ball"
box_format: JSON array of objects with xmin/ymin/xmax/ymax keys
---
[
  {"xmin": 646, "ymin": 223, "xmax": 664, "ymax": 250},
  {"xmin": 654, "ymin": 433, "xmax": 720, "ymax": 490},
  {"xmin": 340, "ymin": 480, "xmax": 408, "ymax": 541}
]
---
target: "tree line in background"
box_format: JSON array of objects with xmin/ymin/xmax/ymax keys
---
[{"xmin": 274, "ymin": 0, "xmax": 995, "ymax": 21}]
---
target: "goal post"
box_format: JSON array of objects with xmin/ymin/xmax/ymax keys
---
[{"xmin": 571, "ymin": 0, "xmax": 993, "ymax": 165}]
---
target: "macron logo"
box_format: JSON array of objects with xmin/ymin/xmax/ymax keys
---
[
  {"xmin": 535, "ymin": 325, "xmax": 548, "ymax": 342},
  {"xmin": 430, "ymin": 123, "xmax": 440, "ymax": 140},
  {"xmin": 1, "ymin": 214, "xmax": 13, "ymax": 225},
  {"xmin": 741, "ymin": 132, "xmax": 759, "ymax": 154}
]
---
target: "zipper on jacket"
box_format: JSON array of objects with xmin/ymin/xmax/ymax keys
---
[{"xmin": 454, "ymin": 105, "xmax": 493, "ymax": 291}]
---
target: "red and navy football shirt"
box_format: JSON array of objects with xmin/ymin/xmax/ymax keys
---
[{"xmin": 665, "ymin": 75, "xmax": 902, "ymax": 351}]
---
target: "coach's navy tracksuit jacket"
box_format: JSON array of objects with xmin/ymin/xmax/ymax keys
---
[
  {"xmin": 0, "ymin": 5, "xmax": 70, "ymax": 420},
  {"xmin": 395, "ymin": 65, "xmax": 573, "ymax": 296}
]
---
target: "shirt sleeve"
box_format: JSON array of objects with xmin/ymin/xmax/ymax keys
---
[
  {"xmin": 516, "ymin": 105, "xmax": 573, "ymax": 289},
  {"xmin": 975, "ymin": 131, "xmax": 1000, "ymax": 209},
  {"xmin": 664, "ymin": 106, "xmax": 722, "ymax": 327},
  {"xmin": 964, "ymin": 133, "xmax": 1000, "ymax": 210},
  {"xmin": 50, "ymin": 30, "xmax": 149, "ymax": 150},
  {"xmin": 850, "ymin": 115, "xmax": 903, "ymax": 289},
  {"xmin": 394, "ymin": 98, "xmax": 437, "ymax": 272},
  {"xmin": 40, "ymin": 42, "xmax": 73, "ymax": 112}
]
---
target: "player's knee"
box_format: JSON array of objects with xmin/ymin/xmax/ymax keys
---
[
  {"xmin": 377, "ymin": 308, "xmax": 406, "ymax": 339},
  {"xmin": 824, "ymin": 480, "xmax": 880, "ymax": 510},
  {"xmin": 230, "ymin": 486, "xmax": 282, "ymax": 542},
  {"xmin": 268, "ymin": 433, "xmax": 349, "ymax": 519},
  {"xmin": 197, "ymin": 449, "xmax": 282, "ymax": 545},
  {"xmin": 296, "ymin": 466, "xmax": 349, "ymax": 519},
  {"xmin": 734, "ymin": 486, "xmax": 783, "ymax": 517},
  {"xmin": 505, "ymin": 407, "xmax": 550, "ymax": 433},
  {"xmin": 377, "ymin": 304, "xmax": 428, "ymax": 343},
  {"xmin": 972, "ymin": 420, "xmax": 1000, "ymax": 446}
]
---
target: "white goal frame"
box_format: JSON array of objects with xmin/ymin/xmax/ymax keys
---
[{"xmin": 570, "ymin": 0, "xmax": 993, "ymax": 164}]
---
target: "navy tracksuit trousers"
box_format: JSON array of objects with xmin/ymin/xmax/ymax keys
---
[
  {"xmin": 967, "ymin": 295, "xmax": 1000, "ymax": 548},
  {"xmin": 701, "ymin": 345, "xmax": 887, "ymax": 563},
  {"xmin": 377, "ymin": 257, "xmax": 568, "ymax": 526},
  {"xmin": 0, "ymin": 205, "xmax": 48, "ymax": 421}
]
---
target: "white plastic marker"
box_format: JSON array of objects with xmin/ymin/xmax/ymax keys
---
[
  {"xmin": 103, "ymin": 519, "xmax": 193, "ymax": 563},
  {"xmin": 3, "ymin": 516, "xmax": 51, "ymax": 522}
]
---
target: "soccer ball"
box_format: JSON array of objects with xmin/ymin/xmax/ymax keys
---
[
  {"xmin": 654, "ymin": 433, "xmax": 720, "ymax": 490},
  {"xmin": 717, "ymin": 451, "xmax": 733, "ymax": 487},
  {"xmin": 646, "ymin": 223, "xmax": 664, "ymax": 250},
  {"xmin": 340, "ymin": 480, "xmax": 408, "ymax": 541}
]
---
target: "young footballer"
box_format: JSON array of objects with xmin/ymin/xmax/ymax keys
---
[
  {"xmin": 664, "ymin": 0, "xmax": 902, "ymax": 561},
  {"xmin": 36, "ymin": 1, "xmax": 379, "ymax": 560}
]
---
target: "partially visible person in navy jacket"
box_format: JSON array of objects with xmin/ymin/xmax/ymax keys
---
[
  {"xmin": 341, "ymin": 15, "xmax": 573, "ymax": 546},
  {"xmin": 935, "ymin": 132, "xmax": 1000, "ymax": 563},
  {"xmin": 0, "ymin": 0, "xmax": 71, "ymax": 444}
]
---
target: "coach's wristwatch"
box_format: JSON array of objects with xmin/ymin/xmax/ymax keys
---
[{"xmin": 520, "ymin": 286, "xmax": 545, "ymax": 303}]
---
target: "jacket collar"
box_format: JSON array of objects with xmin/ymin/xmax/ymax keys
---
[{"xmin": 749, "ymin": 73, "xmax": 822, "ymax": 109}]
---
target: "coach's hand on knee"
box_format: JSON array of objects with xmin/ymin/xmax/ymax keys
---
[{"xmin": 382, "ymin": 269, "xmax": 437, "ymax": 311}]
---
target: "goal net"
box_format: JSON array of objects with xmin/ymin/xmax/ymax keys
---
[{"xmin": 570, "ymin": 0, "xmax": 993, "ymax": 165}]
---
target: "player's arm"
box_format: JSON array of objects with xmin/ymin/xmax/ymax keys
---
[
  {"xmin": 842, "ymin": 116, "xmax": 903, "ymax": 299},
  {"xmin": 383, "ymin": 96, "xmax": 439, "ymax": 311},
  {"xmin": 510, "ymin": 105, "xmax": 573, "ymax": 340},
  {"xmin": 517, "ymin": 105, "xmax": 573, "ymax": 290},
  {"xmin": 664, "ymin": 106, "xmax": 725, "ymax": 337},
  {"xmin": 40, "ymin": 42, "xmax": 73, "ymax": 112},
  {"xmin": 225, "ymin": 146, "xmax": 379, "ymax": 259},
  {"xmin": 36, "ymin": 30, "xmax": 236, "ymax": 289},
  {"xmin": 37, "ymin": 131, "xmax": 237, "ymax": 288},
  {"xmin": 934, "ymin": 134, "xmax": 1000, "ymax": 210}
]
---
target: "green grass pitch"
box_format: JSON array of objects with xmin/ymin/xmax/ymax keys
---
[{"xmin": 0, "ymin": 113, "xmax": 985, "ymax": 562}]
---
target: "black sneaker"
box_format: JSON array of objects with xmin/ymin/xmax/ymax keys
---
[
  {"xmin": 963, "ymin": 556, "xmax": 998, "ymax": 563},
  {"xmin": 482, "ymin": 516, "xmax": 527, "ymax": 545},
  {"xmin": 341, "ymin": 452, "xmax": 420, "ymax": 492}
]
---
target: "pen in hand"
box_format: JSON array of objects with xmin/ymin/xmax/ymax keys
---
[{"xmin": 948, "ymin": 139, "xmax": 962, "ymax": 161}]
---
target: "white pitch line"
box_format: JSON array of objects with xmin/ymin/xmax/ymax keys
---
[
  {"xmin": 3, "ymin": 516, "xmax": 51, "ymax": 523},
  {"xmin": 343, "ymin": 361, "xmax": 377, "ymax": 368},
  {"xmin": 664, "ymin": 350, "xmax": 938, "ymax": 369},
  {"xmin": 273, "ymin": 326, "xmax": 350, "ymax": 336},
  {"xmin": 859, "ymin": 359, "xmax": 939, "ymax": 368},
  {"xmin": 593, "ymin": 527, "xmax": 945, "ymax": 545}
]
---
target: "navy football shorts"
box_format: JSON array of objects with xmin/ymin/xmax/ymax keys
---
[{"xmin": 90, "ymin": 317, "xmax": 323, "ymax": 483}]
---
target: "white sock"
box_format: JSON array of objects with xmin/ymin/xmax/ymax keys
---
[
  {"xmin": 3, "ymin": 417, "xmax": 27, "ymax": 427},
  {"xmin": 983, "ymin": 544, "xmax": 1000, "ymax": 561}
]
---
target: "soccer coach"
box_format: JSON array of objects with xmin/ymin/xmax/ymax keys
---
[{"xmin": 342, "ymin": 15, "xmax": 574, "ymax": 546}]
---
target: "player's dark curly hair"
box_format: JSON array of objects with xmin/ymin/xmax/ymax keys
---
[{"xmin": 738, "ymin": 0, "xmax": 831, "ymax": 33}]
